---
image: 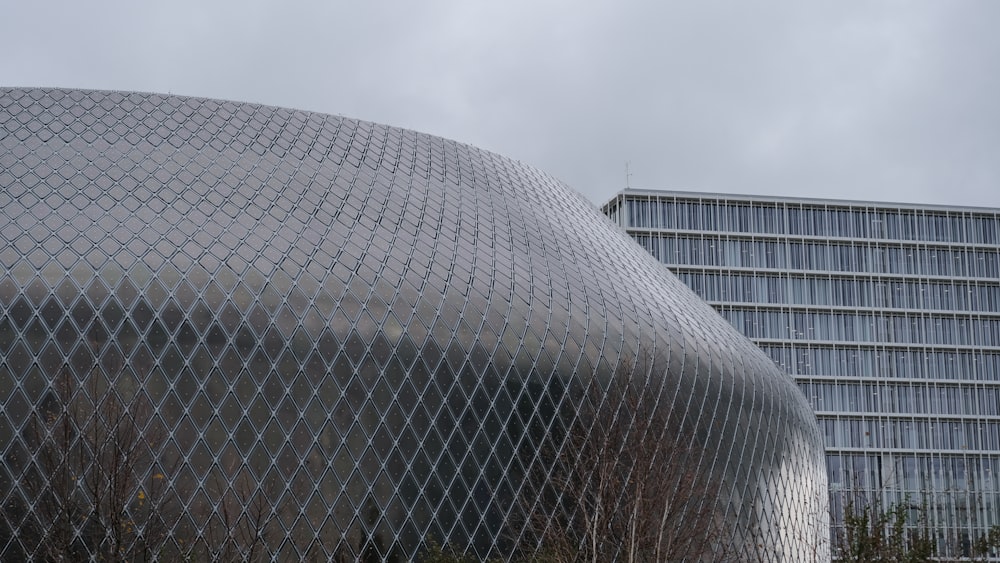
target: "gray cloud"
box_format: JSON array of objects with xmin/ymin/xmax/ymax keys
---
[{"xmin": 2, "ymin": 1, "xmax": 998, "ymax": 208}]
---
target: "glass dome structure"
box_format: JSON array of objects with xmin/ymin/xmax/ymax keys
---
[{"xmin": 0, "ymin": 88, "xmax": 827, "ymax": 561}]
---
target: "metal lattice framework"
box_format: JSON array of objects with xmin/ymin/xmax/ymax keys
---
[{"xmin": 0, "ymin": 88, "xmax": 827, "ymax": 561}]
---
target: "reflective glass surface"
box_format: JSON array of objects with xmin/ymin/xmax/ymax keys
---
[
  {"xmin": 1, "ymin": 90, "xmax": 825, "ymax": 561},
  {"xmin": 608, "ymin": 189, "xmax": 1000, "ymax": 559}
]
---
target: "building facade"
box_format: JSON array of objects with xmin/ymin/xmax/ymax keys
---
[
  {"xmin": 604, "ymin": 189, "xmax": 1000, "ymax": 558},
  {"xmin": 0, "ymin": 89, "xmax": 827, "ymax": 561}
]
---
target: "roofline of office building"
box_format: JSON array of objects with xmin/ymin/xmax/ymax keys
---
[{"xmin": 608, "ymin": 188, "xmax": 1000, "ymax": 215}]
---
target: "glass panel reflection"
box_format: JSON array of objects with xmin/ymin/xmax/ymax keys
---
[{"xmin": 1, "ymin": 88, "xmax": 826, "ymax": 562}]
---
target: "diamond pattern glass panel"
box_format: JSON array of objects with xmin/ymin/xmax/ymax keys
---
[{"xmin": 1, "ymin": 88, "xmax": 826, "ymax": 561}]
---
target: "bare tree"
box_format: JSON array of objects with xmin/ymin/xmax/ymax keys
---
[
  {"xmin": 4, "ymin": 368, "xmax": 182, "ymax": 561},
  {"xmin": 792, "ymin": 485, "xmax": 833, "ymax": 562},
  {"xmin": 191, "ymin": 464, "xmax": 290, "ymax": 562},
  {"xmin": 519, "ymin": 357, "xmax": 726, "ymax": 562}
]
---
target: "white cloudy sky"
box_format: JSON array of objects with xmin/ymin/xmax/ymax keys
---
[{"xmin": 3, "ymin": 1, "xmax": 998, "ymax": 208}]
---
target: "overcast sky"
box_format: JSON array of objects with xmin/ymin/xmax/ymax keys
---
[{"xmin": 3, "ymin": 1, "xmax": 998, "ymax": 208}]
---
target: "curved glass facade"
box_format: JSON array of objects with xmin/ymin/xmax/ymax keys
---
[
  {"xmin": 606, "ymin": 189, "xmax": 1000, "ymax": 559},
  {"xmin": 1, "ymin": 89, "xmax": 826, "ymax": 561}
]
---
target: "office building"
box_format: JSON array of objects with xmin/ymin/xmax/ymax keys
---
[{"xmin": 604, "ymin": 189, "xmax": 1000, "ymax": 558}]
